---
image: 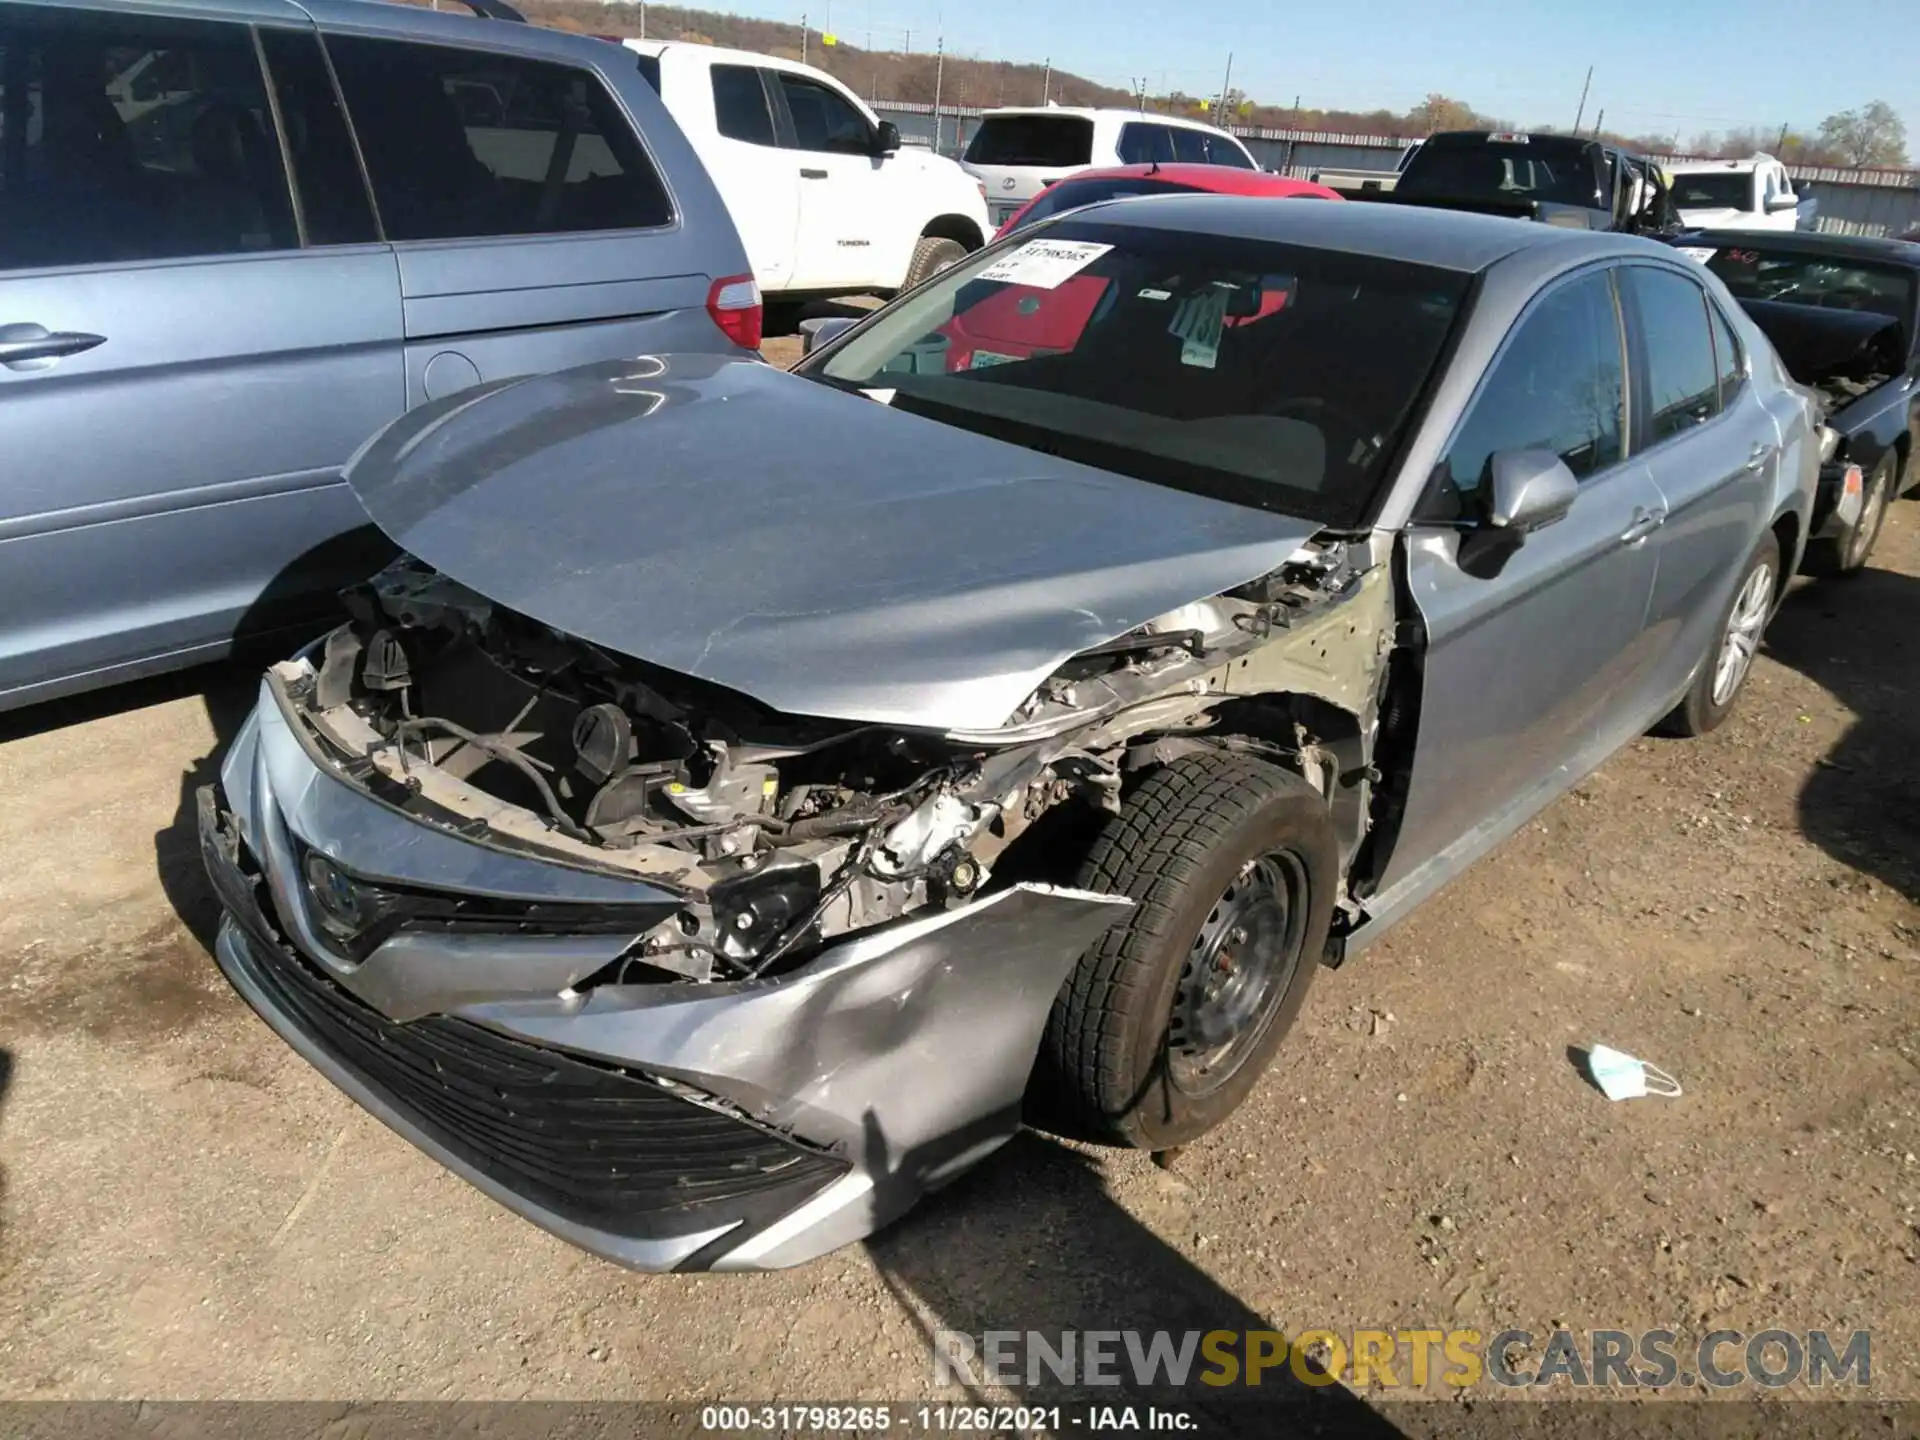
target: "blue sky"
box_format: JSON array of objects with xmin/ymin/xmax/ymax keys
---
[{"xmin": 670, "ymin": 0, "xmax": 1919, "ymax": 147}]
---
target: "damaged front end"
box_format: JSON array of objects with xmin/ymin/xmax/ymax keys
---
[{"xmin": 203, "ymin": 533, "xmax": 1390, "ymax": 1269}]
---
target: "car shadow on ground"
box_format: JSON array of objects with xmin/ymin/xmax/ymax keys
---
[
  {"xmin": 866, "ymin": 1130, "xmax": 1409, "ymax": 1435},
  {"xmin": 1764, "ymin": 563, "xmax": 1920, "ymax": 903}
]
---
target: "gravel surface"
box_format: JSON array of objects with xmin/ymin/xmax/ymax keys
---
[{"xmin": 1, "ymin": 394, "xmax": 1915, "ymax": 1411}]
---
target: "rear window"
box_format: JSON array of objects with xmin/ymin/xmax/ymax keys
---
[
  {"xmin": 1399, "ymin": 134, "xmax": 1603, "ymax": 209},
  {"xmin": 1010, "ymin": 177, "xmax": 1206, "ymax": 232},
  {"xmin": 1671, "ymin": 171, "xmax": 1753, "ymax": 210},
  {"xmin": 964, "ymin": 114, "xmax": 1094, "ymax": 168}
]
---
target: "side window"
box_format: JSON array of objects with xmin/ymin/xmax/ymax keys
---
[
  {"xmin": 776, "ymin": 73, "xmax": 870, "ymax": 155},
  {"xmin": 1623, "ymin": 267, "xmax": 1722, "ymax": 442},
  {"xmin": 1117, "ymin": 122, "xmax": 1173, "ymax": 165},
  {"xmin": 256, "ymin": 29, "xmax": 377, "ymax": 246},
  {"xmin": 1431, "ymin": 270, "xmax": 1626, "ymax": 516},
  {"xmin": 1708, "ymin": 301, "xmax": 1744, "ymax": 407},
  {"xmin": 1170, "ymin": 127, "xmax": 1209, "ymax": 164},
  {"xmin": 325, "ymin": 35, "xmax": 673, "ymax": 243},
  {"xmin": 1207, "ymin": 134, "xmax": 1256, "ymax": 169},
  {"xmin": 711, "ymin": 63, "xmax": 774, "ymax": 146},
  {"xmin": 0, "ymin": 5, "xmax": 297, "ymax": 271}
]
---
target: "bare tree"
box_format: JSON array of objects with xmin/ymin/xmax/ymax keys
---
[{"xmin": 1816, "ymin": 101, "xmax": 1909, "ymax": 168}]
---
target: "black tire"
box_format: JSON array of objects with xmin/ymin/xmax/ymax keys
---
[
  {"xmin": 1656, "ymin": 529, "xmax": 1780, "ymax": 738},
  {"xmin": 1029, "ymin": 751, "xmax": 1337, "ymax": 1150},
  {"xmin": 1803, "ymin": 451, "xmax": 1896, "ymax": 578},
  {"xmin": 903, "ymin": 235, "xmax": 969, "ymax": 289}
]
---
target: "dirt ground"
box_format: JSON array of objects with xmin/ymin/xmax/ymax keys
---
[{"xmin": 1, "ymin": 446, "xmax": 1916, "ymax": 1416}]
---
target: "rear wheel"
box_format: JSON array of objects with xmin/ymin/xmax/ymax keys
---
[
  {"xmin": 1804, "ymin": 452, "xmax": 1896, "ymax": 577},
  {"xmin": 904, "ymin": 235, "xmax": 969, "ymax": 289},
  {"xmin": 1028, "ymin": 751, "xmax": 1337, "ymax": 1150},
  {"xmin": 1657, "ymin": 530, "xmax": 1779, "ymax": 737}
]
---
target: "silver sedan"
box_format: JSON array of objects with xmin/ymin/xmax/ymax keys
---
[{"xmin": 201, "ymin": 198, "xmax": 1819, "ymax": 1271}]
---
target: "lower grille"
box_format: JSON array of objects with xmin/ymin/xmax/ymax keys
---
[{"xmin": 222, "ymin": 879, "xmax": 847, "ymax": 1242}]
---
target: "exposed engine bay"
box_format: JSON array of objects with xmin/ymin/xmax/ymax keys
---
[{"xmin": 275, "ymin": 541, "xmax": 1392, "ymax": 986}]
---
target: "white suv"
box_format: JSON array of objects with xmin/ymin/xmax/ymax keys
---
[
  {"xmin": 960, "ymin": 106, "xmax": 1261, "ymax": 228},
  {"xmin": 1668, "ymin": 155, "xmax": 1816, "ymax": 232},
  {"xmin": 624, "ymin": 41, "xmax": 991, "ymax": 302}
]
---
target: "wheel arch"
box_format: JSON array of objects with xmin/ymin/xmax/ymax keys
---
[{"xmin": 920, "ymin": 213, "xmax": 985, "ymax": 251}]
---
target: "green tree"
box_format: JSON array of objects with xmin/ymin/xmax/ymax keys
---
[
  {"xmin": 1815, "ymin": 101, "xmax": 1908, "ymax": 167},
  {"xmin": 1405, "ymin": 93, "xmax": 1476, "ymax": 135}
]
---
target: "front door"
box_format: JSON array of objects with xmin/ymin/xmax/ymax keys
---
[
  {"xmin": 1380, "ymin": 265, "xmax": 1668, "ymax": 893},
  {"xmin": 0, "ymin": 5, "xmax": 401, "ymax": 707}
]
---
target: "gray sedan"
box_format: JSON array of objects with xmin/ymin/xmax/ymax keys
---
[{"xmin": 200, "ymin": 198, "xmax": 1818, "ymax": 1271}]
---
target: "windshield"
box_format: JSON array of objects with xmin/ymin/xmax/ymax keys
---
[
  {"xmin": 1009, "ymin": 177, "xmax": 1208, "ymax": 232},
  {"xmin": 800, "ymin": 219, "xmax": 1471, "ymax": 527},
  {"xmin": 1671, "ymin": 171, "xmax": 1755, "ymax": 210},
  {"xmin": 1399, "ymin": 135, "xmax": 1603, "ymax": 209},
  {"xmin": 964, "ymin": 115, "xmax": 1095, "ymax": 168},
  {"xmin": 1701, "ymin": 244, "xmax": 1915, "ymax": 338}
]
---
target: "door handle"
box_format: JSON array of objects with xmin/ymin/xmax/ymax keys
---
[
  {"xmin": 0, "ymin": 325, "xmax": 107, "ymax": 368},
  {"xmin": 799, "ymin": 167, "xmax": 829, "ymax": 179},
  {"xmin": 1619, "ymin": 505, "xmax": 1666, "ymax": 545},
  {"xmin": 1743, "ymin": 441, "xmax": 1776, "ymax": 472}
]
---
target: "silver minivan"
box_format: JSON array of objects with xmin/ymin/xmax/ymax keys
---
[{"xmin": 0, "ymin": 0, "xmax": 757, "ymax": 711}]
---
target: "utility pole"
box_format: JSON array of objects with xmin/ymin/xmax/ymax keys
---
[
  {"xmin": 1591, "ymin": 107, "xmax": 1604, "ymax": 138},
  {"xmin": 1041, "ymin": 56, "xmax": 1050, "ymax": 105},
  {"xmin": 638, "ymin": 1, "xmax": 646, "ymax": 39},
  {"xmin": 1215, "ymin": 51, "xmax": 1233, "ymax": 119},
  {"xmin": 800, "ymin": 13, "xmax": 807, "ymax": 66},
  {"xmin": 1571, "ymin": 65, "xmax": 1592, "ymax": 133},
  {"xmin": 932, "ymin": 36, "xmax": 945, "ymax": 154},
  {"xmin": 1775, "ymin": 121, "xmax": 1789, "ymax": 153}
]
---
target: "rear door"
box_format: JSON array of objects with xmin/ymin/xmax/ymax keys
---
[
  {"xmin": 0, "ymin": 2, "xmax": 400, "ymax": 707},
  {"xmin": 767, "ymin": 67, "xmax": 883, "ymax": 292},
  {"xmin": 1620, "ymin": 264, "xmax": 1777, "ymax": 705},
  {"xmin": 1382, "ymin": 266, "xmax": 1668, "ymax": 891},
  {"xmin": 316, "ymin": 18, "xmax": 722, "ymax": 407},
  {"xmin": 685, "ymin": 59, "xmax": 797, "ymax": 294}
]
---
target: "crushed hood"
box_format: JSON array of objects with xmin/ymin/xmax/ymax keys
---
[{"xmin": 342, "ymin": 353, "xmax": 1315, "ymax": 732}]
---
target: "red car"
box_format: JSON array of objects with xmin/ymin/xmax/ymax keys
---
[
  {"xmin": 937, "ymin": 166, "xmax": 1340, "ymax": 371},
  {"xmin": 994, "ymin": 163, "xmax": 1342, "ymax": 238}
]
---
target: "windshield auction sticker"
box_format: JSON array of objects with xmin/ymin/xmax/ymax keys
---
[{"xmin": 975, "ymin": 239, "xmax": 1113, "ymax": 290}]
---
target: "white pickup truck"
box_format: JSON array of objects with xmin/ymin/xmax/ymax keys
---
[
  {"xmin": 623, "ymin": 40, "xmax": 991, "ymax": 304},
  {"xmin": 1668, "ymin": 155, "xmax": 1817, "ymax": 232}
]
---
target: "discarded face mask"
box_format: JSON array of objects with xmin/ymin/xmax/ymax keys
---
[{"xmin": 1587, "ymin": 1045, "xmax": 1683, "ymax": 1102}]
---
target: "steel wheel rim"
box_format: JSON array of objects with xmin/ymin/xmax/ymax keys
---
[
  {"xmin": 1845, "ymin": 463, "xmax": 1890, "ymax": 569},
  {"xmin": 1167, "ymin": 851, "xmax": 1308, "ymax": 1097},
  {"xmin": 1711, "ymin": 560, "xmax": 1775, "ymax": 706}
]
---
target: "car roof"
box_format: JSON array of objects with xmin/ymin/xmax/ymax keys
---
[
  {"xmin": 1678, "ymin": 229, "xmax": 1920, "ymax": 268},
  {"xmin": 1669, "ymin": 155, "xmax": 1776, "ymax": 173},
  {"xmin": 1044, "ymin": 165, "xmax": 1336, "ymax": 198},
  {"xmin": 980, "ymin": 105, "xmax": 1236, "ymax": 134},
  {"xmin": 1055, "ymin": 193, "xmax": 1630, "ymax": 272},
  {"xmin": 183, "ymin": 0, "xmax": 642, "ymax": 59}
]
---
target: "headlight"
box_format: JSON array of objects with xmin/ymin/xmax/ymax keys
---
[
  {"xmin": 1816, "ymin": 425, "xmax": 1843, "ymax": 464},
  {"xmin": 301, "ymin": 851, "xmax": 397, "ymax": 947}
]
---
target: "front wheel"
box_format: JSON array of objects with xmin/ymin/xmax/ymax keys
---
[
  {"xmin": 1657, "ymin": 530, "xmax": 1779, "ymax": 737},
  {"xmin": 1028, "ymin": 751, "xmax": 1337, "ymax": 1150}
]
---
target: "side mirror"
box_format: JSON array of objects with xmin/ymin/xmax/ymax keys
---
[
  {"xmin": 800, "ymin": 315, "xmax": 860, "ymax": 355},
  {"xmin": 875, "ymin": 121, "xmax": 902, "ymax": 156},
  {"xmin": 1486, "ymin": 449, "xmax": 1578, "ymax": 534},
  {"xmin": 1766, "ymin": 192, "xmax": 1798, "ymax": 213}
]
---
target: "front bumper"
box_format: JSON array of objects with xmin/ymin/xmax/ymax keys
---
[{"xmin": 200, "ymin": 681, "xmax": 1129, "ymax": 1271}]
